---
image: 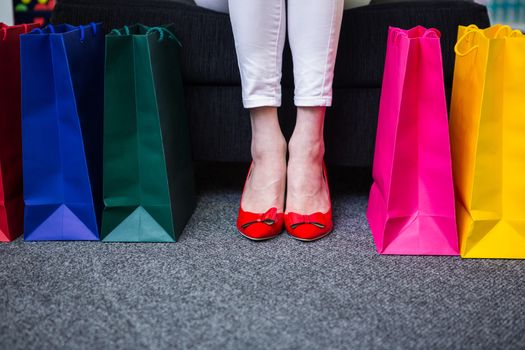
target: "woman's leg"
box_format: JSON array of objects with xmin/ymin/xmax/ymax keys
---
[
  {"xmin": 286, "ymin": 0, "xmax": 344, "ymax": 214},
  {"xmin": 228, "ymin": 0, "xmax": 287, "ymax": 213}
]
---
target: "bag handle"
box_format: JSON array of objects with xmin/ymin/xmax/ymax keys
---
[
  {"xmin": 391, "ymin": 27, "xmax": 440, "ymax": 46},
  {"xmin": 422, "ymin": 28, "xmax": 440, "ymax": 38},
  {"xmin": 146, "ymin": 27, "xmax": 181, "ymax": 46},
  {"xmin": 30, "ymin": 24, "xmax": 55, "ymax": 34},
  {"xmin": 110, "ymin": 25, "xmax": 131, "ymax": 36},
  {"xmin": 454, "ymin": 25, "xmax": 482, "ymax": 57},
  {"xmin": 79, "ymin": 22, "xmax": 97, "ymax": 42},
  {"xmin": 493, "ymin": 25, "xmax": 523, "ymax": 38},
  {"xmin": 393, "ymin": 31, "xmax": 406, "ymax": 46},
  {"xmin": 455, "ymin": 24, "xmax": 524, "ymax": 57},
  {"xmin": 493, "ymin": 24, "xmax": 517, "ymax": 38},
  {"xmin": 110, "ymin": 26, "xmax": 181, "ymax": 46},
  {"xmin": 0, "ymin": 23, "xmax": 30, "ymax": 40}
]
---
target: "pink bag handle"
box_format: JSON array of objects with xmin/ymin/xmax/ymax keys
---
[
  {"xmin": 391, "ymin": 29, "xmax": 407, "ymax": 46},
  {"xmin": 391, "ymin": 27, "xmax": 440, "ymax": 45},
  {"xmin": 422, "ymin": 28, "xmax": 440, "ymax": 38}
]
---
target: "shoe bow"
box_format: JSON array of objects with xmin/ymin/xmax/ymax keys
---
[
  {"xmin": 287, "ymin": 212, "xmax": 326, "ymax": 229},
  {"xmin": 241, "ymin": 207, "xmax": 278, "ymax": 229}
]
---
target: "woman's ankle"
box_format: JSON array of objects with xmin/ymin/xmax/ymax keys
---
[
  {"xmin": 288, "ymin": 106, "xmax": 326, "ymax": 162},
  {"xmin": 251, "ymin": 133, "xmax": 287, "ymax": 162},
  {"xmin": 288, "ymin": 135, "xmax": 324, "ymax": 163},
  {"xmin": 250, "ymin": 107, "xmax": 287, "ymax": 163}
]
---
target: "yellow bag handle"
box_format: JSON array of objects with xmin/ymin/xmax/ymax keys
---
[
  {"xmin": 454, "ymin": 25, "xmax": 482, "ymax": 57},
  {"xmin": 493, "ymin": 25, "xmax": 523, "ymax": 38},
  {"xmin": 495, "ymin": 25, "xmax": 510, "ymax": 38},
  {"xmin": 454, "ymin": 25, "xmax": 524, "ymax": 57}
]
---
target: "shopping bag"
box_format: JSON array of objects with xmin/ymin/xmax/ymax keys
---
[
  {"xmin": 450, "ymin": 24, "xmax": 525, "ymax": 259},
  {"xmin": 367, "ymin": 26, "xmax": 458, "ymax": 255},
  {"xmin": 21, "ymin": 23, "xmax": 104, "ymax": 240},
  {"xmin": 0, "ymin": 23, "xmax": 39, "ymax": 242},
  {"xmin": 102, "ymin": 24, "xmax": 196, "ymax": 242}
]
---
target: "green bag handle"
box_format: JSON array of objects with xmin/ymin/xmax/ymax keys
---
[
  {"xmin": 110, "ymin": 25, "xmax": 131, "ymax": 36},
  {"xmin": 110, "ymin": 25, "xmax": 181, "ymax": 46},
  {"xmin": 146, "ymin": 27, "xmax": 181, "ymax": 45}
]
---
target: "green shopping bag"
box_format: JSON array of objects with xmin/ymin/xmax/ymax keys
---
[{"xmin": 102, "ymin": 24, "xmax": 196, "ymax": 242}]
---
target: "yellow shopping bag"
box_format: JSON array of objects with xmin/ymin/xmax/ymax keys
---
[{"xmin": 450, "ymin": 24, "xmax": 525, "ymax": 259}]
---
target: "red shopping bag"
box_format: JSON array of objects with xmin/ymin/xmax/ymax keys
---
[{"xmin": 0, "ymin": 23, "xmax": 40, "ymax": 242}]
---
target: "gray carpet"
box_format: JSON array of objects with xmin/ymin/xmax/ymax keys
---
[{"xmin": 1, "ymin": 166, "xmax": 525, "ymax": 350}]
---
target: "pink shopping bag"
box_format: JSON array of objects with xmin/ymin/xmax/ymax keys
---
[{"xmin": 366, "ymin": 26, "xmax": 458, "ymax": 255}]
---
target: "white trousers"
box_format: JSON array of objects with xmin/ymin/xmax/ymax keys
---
[{"xmin": 194, "ymin": 0, "xmax": 344, "ymax": 108}]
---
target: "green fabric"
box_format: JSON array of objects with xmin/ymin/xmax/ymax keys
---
[{"xmin": 102, "ymin": 24, "xmax": 196, "ymax": 243}]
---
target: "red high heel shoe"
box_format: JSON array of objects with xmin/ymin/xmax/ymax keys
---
[
  {"xmin": 237, "ymin": 163, "xmax": 284, "ymax": 240},
  {"xmin": 284, "ymin": 162, "xmax": 333, "ymax": 241}
]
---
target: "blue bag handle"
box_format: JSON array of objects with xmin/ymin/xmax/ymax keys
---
[
  {"xmin": 29, "ymin": 24, "xmax": 54, "ymax": 34},
  {"xmin": 79, "ymin": 22, "xmax": 98, "ymax": 42}
]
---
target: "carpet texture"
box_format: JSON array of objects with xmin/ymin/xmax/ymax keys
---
[{"xmin": 1, "ymin": 165, "xmax": 524, "ymax": 350}]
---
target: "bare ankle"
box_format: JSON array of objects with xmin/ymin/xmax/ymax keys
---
[
  {"xmin": 288, "ymin": 106, "xmax": 326, "ymax": 162},
  {"xmin": 249, "ymin": 107, "xmax": 287, "ymax": 163},
  {"xmin": 251, "ymin": 135, "xmax": 287, "ymax": 163},
  {"xmin": 288, "ymin": 136, "xmax": 324, "ymax": 162}
]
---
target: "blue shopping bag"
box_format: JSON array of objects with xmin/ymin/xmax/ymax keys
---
[{"xmin": 20, "ymin": 23, "xmax": 104, "ymax": 240}]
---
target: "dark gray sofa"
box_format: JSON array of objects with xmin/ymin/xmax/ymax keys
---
[{"xmin": 52, "ymin": 0, "xmax": 490, "ymax": 166}]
